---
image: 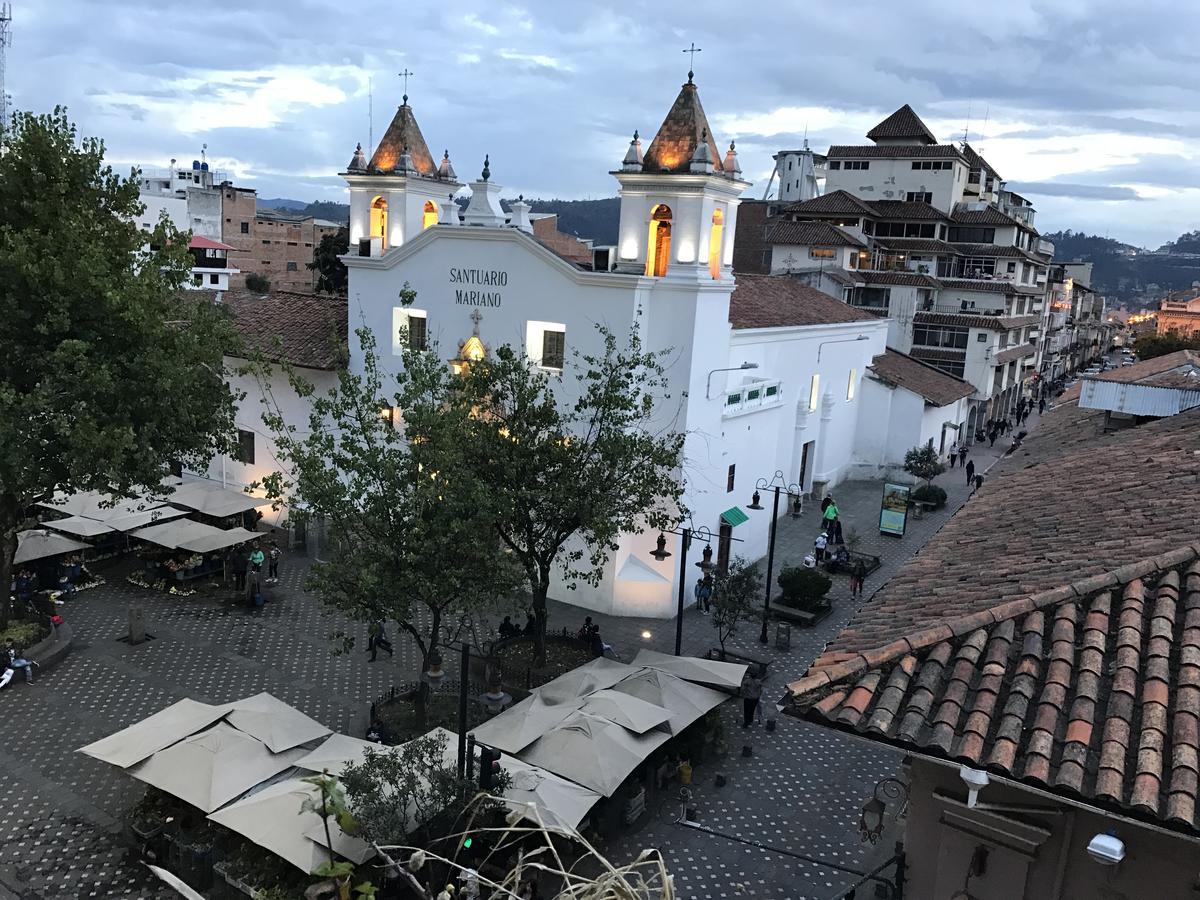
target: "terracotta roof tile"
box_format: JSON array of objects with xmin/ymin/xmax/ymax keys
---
[
  {"xmin": 868, "ymin": 349, "xmax": 974, "ymax": 407},
  {"xmin": 764, "ymin": 221, "xmax": 865, "ymax": 247},
  {"xmin": 728, "ymin": 274, "xmax": 879, "ymax": 330},
  {"xmin": 782, "ymin": 190, "xmax": 877, "ymax": 218},
  {"xmin": 222, "ymin": 289, "xmax": 347, "ymax": 370},
  {"xmin": 366, "ymin": 102, "xmax": 438, "ymax": 176},
  {"xmin": 866, "ymin": 104, "xmax": 938, "ymax": 143},
  {"xmin": 641, "ymin": 81, "xmax": 725, "ymax": 176},
  {"xmin": 829, "ymin": 145, "xmax": 965, "ymax": 161}
]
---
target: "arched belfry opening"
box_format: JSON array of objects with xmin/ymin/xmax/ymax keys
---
[
  {"xmin": 370, "ymin": 196, "xmax": 389, "ymax": 248},
  {"xmin": 646, "ymin": 204, "xmax": 673, "ymax": 277}
]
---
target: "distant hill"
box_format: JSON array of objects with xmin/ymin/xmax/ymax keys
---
[
  {"xmin": 257, "ymin": 197, "xmax": 308, "ymax": 211},
  {"xmin": 1043, "ymin": 229, "xmax": 1200, "ymax": 305}
]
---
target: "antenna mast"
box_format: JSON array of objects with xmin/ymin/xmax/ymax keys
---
[{"xmin": 0, "ymin": 3, "xmax": 12, "ymax": 139}]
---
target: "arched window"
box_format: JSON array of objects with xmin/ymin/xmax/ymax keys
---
[
  {"xmin": 708, "ymin": 207, "xmax": 725, "ymax": 279},
  {"xmin": 645, "ymin": 204, "xmax": 673, "ymax": 277},
  {"xmin": 370, "ymin": 196, "xmax": 388, "ymax": 248},
  {"xmin": 422, "ymin": 200, "xmax": 438, "ymax": 230}
]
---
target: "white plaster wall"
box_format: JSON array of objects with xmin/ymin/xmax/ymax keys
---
[
  {"xmin": 200, "ymin": 358, "xmax": 338, "ymax": 529},
  {"xmin": 825, "ymin": 159, "xmax": 966, "ymax": 213},
  {"xmin": 138, "ymin": 193, "xmax": 187, "ymax": 231}
]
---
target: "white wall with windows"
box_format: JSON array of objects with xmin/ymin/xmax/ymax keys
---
[{"xmin": 825, "ymin": 156, "xmax": 967, "ymax": 214}]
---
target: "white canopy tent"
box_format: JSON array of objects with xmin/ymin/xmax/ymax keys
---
[
  {"xmin": 127, "ymin": 723, "xmax": 305, "ymax": 813},
  {"xmin": 537, "ymin": 657, "xmax": 637, "ymax": 704},
  {"xmin": 294, "ymin": 733, "xmax": 382, "ymax": 774},
  {"xmin": 609, "ymin": 668, "xmax": 728, "ymax": 735},
  {"xmin": 629, "ymin": 648, "xmax": 748, "ymax": 690},
  {"xmin": 15, "ymin": 529, "xmax": 90, "ymax": 564},
  {"xmin": 41, "ymin": 516, "xmax": 116, "ymax": 538},
  {"xmin": 226, "ymin": 692, "xmax": 332, "ymax": 753},
  {"xmin": 130, "ymin": 519, "xmax": 257, "ymax": 553},
  {"xmin": 209, "ymin": 778, "xmax": 374, "ymax": 873},
  {"xmin": 78, "ymin": 698, "xmax": 235, "ymax": 769},
  {"xmin": 469, "ymin": 693, "xmax": 582, "ymax": 755},
  {"xmin": 167, "ymin": 481, "xmax": 264, "ymax": 518},
  {"xmin": 38, "ymin": 490, "xmax": 188, "ymax": 532},
  {"xmin": 578, "ymin": 689, "xmax": 672, "ymax": 734}
]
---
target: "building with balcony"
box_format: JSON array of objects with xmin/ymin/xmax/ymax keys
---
[
  {"xmin": 185, "ymin": 235, "xmax": 239, "ymax": 293},
  {"xmin": 1156, "ymin": 289, "xmax": 1200, "ymax": 337}
]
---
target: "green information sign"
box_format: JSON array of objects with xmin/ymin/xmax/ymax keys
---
[
  {"xmin": 879, "ymin": 482, "xmax": 910, "ymax": 536},
  {"xmin": 720, "ymin": 506, "xmax": 749, "ymax": 528}
]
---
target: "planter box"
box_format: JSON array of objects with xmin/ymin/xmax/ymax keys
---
[{"xmin": 772, "ymin": 600, "xmax": 833, "ymax": 629}]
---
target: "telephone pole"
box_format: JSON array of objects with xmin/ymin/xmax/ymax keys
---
[{"xmin": 0, "ymin": 3, "xmax": 12, "ymax": 139}]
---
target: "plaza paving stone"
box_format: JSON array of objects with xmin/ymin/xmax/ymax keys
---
[{"xmin": 0, "ymin": 409, "xmax": 1042, "ymax": 898}]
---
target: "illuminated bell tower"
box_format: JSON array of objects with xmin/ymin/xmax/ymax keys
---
[{"xmin": 342, "ymin": 93, "xmax": 461, "ymax": 257}]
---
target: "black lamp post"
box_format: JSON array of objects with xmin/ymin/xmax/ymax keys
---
[
  {"xmin": 746, "ymin": 470, "xmax": 801, "ymax": 644},
  {"xmin": 428, "ymin": 642, "xmax": 473, "ymax": 778},
  {"xmin": 858, "ymin": 777, "xmax": 910, "ymax": 844},
  {"xmin": 650, "ymin": 523, "xmax": 730, "ymax": 656}
]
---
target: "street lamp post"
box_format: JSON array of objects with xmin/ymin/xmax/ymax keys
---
[
  {"xmin": 651, "ymin": 523, "xmax": 736, "ymax": 656},
  {"xmin": 747, "ymin": 470, "xmax": 802, "ymax": 644}
]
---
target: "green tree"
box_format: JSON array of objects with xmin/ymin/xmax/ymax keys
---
[
  {"xmin": 710, "ymin": 556, "xmax": 762, "ymax": 660},
  {"xmin": 459, "ymin": 327, "xmax": 686, "ymax": 665},
  {"xmin": 309, "ymin": 225, "xmax": 349, "ymax": 294},
  {"xmin": 0, "ymin": 108, "xmax": 238, "ymax": 625},
  {"xmin": 902, "ymin": 443, "xmax": 944, "ymax": 485},
  {"xmin": 257, "ymin": 293, "xmax": 522, "ymax": 692},
  {"xmin": 1133, "ymin": 331, "xmax": 1200, "ymax": 360},
  {"xmin": 245, "ymin": 271, "xmax": 270, "ymax": 292}
]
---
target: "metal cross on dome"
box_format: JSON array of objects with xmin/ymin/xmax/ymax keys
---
[
  {"xmin": 682, "ymin": 42, "xmax": 701, "ymax": 82},
  {"xmin": 469, "ymin": 308, "xmax": 483, "ymax": 335},
  {"xmin": 399, "ymin": 67, "xmax": 413, "ymax": 103}
]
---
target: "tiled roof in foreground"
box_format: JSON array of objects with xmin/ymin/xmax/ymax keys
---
[
  {"xmin": 791, "ymin": 557, "xmax": 1200, "ymax": 832},
  {"xmin": 222, "ymin": 290, "xmax": 348, "ymax": 370},
  {"xmin": 728, "ymin": 275, "xmax": 877, "ymax": 329}
]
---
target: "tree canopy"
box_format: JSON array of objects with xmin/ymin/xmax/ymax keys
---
[
  {"xmin": 1133, "ymin": 331, "xmax": 1200, "ymax": 360},
  {"xmin": 0, "ymin": 108, "xmax": 238, "ymax": 622},
  {"xmin": 903, "ymin": 444, "xmax": 944, "ymax": 485},
  {"xmin": 309, "ymin": 225, "xmax": 349, "ymax": 295}
]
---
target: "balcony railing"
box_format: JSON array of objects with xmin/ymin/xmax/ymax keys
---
[
  {"xmin": 723, "ymin": 380, "xmax": 784, "ymax": 417},
  {"xmin": 189, "ymin": 250, "xmax": 230, "ymax": 269}
]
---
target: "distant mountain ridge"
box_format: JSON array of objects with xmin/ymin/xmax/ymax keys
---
[{"xmin": 1042, "ymin": 230, "xmax": 1200, "ymax": 305}]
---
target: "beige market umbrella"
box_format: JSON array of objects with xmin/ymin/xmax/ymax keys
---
[
  {"xmin": 209, "ymin": 777, "xmax": 374, "ymax": 873},
  {"xmin": 226, "ymin": 692, "xmax": 332, "ymax": 753},
  {"xmin": 295, "ymin": 733, "xmax": 387, "ymax": 775},
  {"xmin": 537, "ymin": 657, "xmax": 638, "ymax": 705},
  {"xmin": 629, "ymin": 648, "xmax": 748, "ymax": 690},
  {"xmin": 43, "ymin": 516, "xmax": 116, "ymax": 538},
  {"xmin": 167, "ymin": 481, "xmax": 264, "ymax": 518},
  {"xmin": 146, "ymin": 864, "xmax": 206, "ymax": 900},
  {"xmin": 578, "ymin": 689, "xmax": 672, "ymax": 734},
  {"xmin": 14, "ymin": 529, "xmax": 90, "ymax": 564},
  {"xmin": 469, "ymin": 693, "xmax": 581, "ymax": 755},
  {"xmin": 519, "ymin": 712, "xmax": 669, "ymax": 797},
  {"xmin": 77, "ymin": 698, "xmax": 234, "ymax": 769},
  {"xmin": 499, "ymin": 754, "xmax": 603, "ymax": 830},
  {"xmin": 610, "ymin": 668, "xmax": 729, "ymax": 734},
  {"xmin": 128, "ymin": 723, "xmax": 304, "ymax": 813}
]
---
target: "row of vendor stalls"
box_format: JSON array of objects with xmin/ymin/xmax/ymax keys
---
[{"xmin": 16, "ymin": 480, "xmax": 270, "ymax": 600}]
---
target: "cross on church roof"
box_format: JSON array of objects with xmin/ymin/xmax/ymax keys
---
[
  {"xmin": 399, "ymin": 67, "xmax": 413, "ymax": 104},
  {"xmin": 470, "ymin": 308, "xmax": 483, "ymax": 335},
  {"xmin": 682, "ymin": 42, "xmax": 701, "ymax": 83}
]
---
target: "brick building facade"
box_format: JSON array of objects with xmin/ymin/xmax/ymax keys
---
[{"xmin": 219, "ymin": 183, "xmax": 343, "ymax": 292}]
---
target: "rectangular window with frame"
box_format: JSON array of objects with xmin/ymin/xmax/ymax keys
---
[
  {"xmin": 541, "ymin": 330, "xmax": 566, "ymax": 370},
  {"xmin": 236, "ymin": 429, "xmax": 255, "ymax": 465},
  {"xmin": 726, "ymin": 464, "xmax": 736, "ymax": 493},
  {"xmin": 240, "ymin": 221, "xmax": 249, "ymax": 234},
  {"xmin": 809, "ymin": 247, "xmax": 837, "ymax": 259},
  {"xmin": 286, "ymin": 261, "xmax": 298, "ymax": 271},
  {"xmin": 209, "ymin": 273, "xmax": 219, "ymax": 285},
  {"xmin": 847, "ymin": 368, "xmax": 857, "ymax": 401},
  {"xmin": 828, "ymin": 160, "xmax": 841, "ymax": 170},
  {"xmin": 808, "ymin": 374, "xmax": 820, "ymax": 411},
  {"xmin": 408, "ymin": 315, "xmax": 427, "ymax": 351},
  {"xmin": 905, "ymin": 191, "xmax": 933, "ymax": 204}
]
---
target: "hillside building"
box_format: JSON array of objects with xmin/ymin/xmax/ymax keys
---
[{"xmin": 1156, "ymin": 289, "xmax": 1200, "ymax": 337}]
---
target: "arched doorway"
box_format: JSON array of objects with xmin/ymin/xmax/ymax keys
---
[
  {"xmin": 708, "ymin": 207, "xmax": 725, "ymax": 279},
  {"xmin": 370, "ymin": 196, "xmax": 388, "ymax": 248},
  {"xmin": 645, "ymin": 204, "xmax": 672, "ymax": 277},
  {"xmin": 422, "ymin": 200, "xmax": 438, "ymax": 230}
]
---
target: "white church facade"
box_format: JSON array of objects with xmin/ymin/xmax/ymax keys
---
[{"xmin": 207, "ymin": 76, "xmax": 974, "ymax": 620}]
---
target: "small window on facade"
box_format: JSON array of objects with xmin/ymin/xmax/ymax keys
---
[
  {"xmin": 262, "ymin": 239, "xmax": 271, "ymax": 244},
  {"xmin": 829, "ymin": 160, "xmax": 841, "ymax": 170},
  {"xmin": 847, "ymin": 368, "xmax": 857, "ymax": 401},
  {"xmin": 809, "ymin": 374, "xmax": 820, "ymax": 412},
  {"xmin": 192, "ymin": 274, "xmax": 202, "ymax": 286},
  {"xmin": 810, "ymin": 247, "xmax": 837, "ymax": 259},
  {"xmin": 977, "ymin": 333, "xmax": 988, "ymax": 342},
  {"xmin": 726, "ymin": 464, "xmax": 736, "ymax": 493},
  {"xmin": 408, "ymin": 315, "xmax": 427, "ymax": 351},
  {"xmin": 240, "ymin": 221, "xmax": 250, "ymax": 234},
  {"xmin": 286, "ymin": 261, "xmax": 298, "ymax": 271},
  {"xmin": 236, "ymin": 429, "xmax": 255, "ymax": 465},
  {"xmin": 541, "ymin": 330, "xmax": 566, "ymax": 369},
  {"xmin": 209, "ymin": 273, "xmax": 220, "ymax": 284}
]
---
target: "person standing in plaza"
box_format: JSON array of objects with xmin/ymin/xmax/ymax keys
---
[
  {"xmin": 694, "ymin": 575, "xmax": 713, "ymax": 614},
  {"xmin": 973, "ymin": 473, "xmax": 984, "ymax": 494},
  {"xmin": 267, "ymin": 541, "xmax": 281, "ymax": 584},
  {"xmin": 822, "ymin": 496, "xmax": 839, "ymax": 531},
  {"xmin": 849, "ymin": 558, "xmax": 867, "ymax": 600},
  {"xmin": 230, "ymin": 548, "xmax": 248, "ymax": 593},
  {"xmin": 1038, "ymin": 396, "xmax": 1046, "ymax": 415},
  {"xmin": 813, "ymin": 531, "xmax": 828, "ymax": 563},
  {"xmin": 965, "ymin": 458, "xmax": 976, "ymax": 487},
  {"xmin": 740, "ymin": 667, "xmax": 764, "ymax": 728}
]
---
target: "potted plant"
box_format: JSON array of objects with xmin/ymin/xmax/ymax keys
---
[{"xmin": 776, "ymin": 565, "xmax": 832, "ymax": 611}]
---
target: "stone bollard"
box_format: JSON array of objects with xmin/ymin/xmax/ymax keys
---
[{"xmin": 128, "ymin": 604, "xmax": 146, "ymax": 645}]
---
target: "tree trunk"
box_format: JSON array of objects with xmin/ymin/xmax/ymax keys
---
[
  {"xmin": 0, "ymin": 499, "xmax": 18, "ymax": 629},
  {"xmin": 531, "ymin": 570, "xmax": 551, "ymax": 668}
]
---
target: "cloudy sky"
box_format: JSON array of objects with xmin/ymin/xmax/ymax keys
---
[{"xmin": 12, "ymin": 0, "xmax": 1200, "ymax": 247}]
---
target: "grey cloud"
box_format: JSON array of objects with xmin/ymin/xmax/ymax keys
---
[{"xmin": 1008, "ymin": 182, "xmax": 1143, "ymax": 201}]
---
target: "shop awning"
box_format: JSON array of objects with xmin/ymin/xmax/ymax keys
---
[
  {"xmin": 720, "ymin": 506, "xmax": 749, "ymax": 527},
  {"xmin": 519, "ymin": 711, "xmax": 670, "ymax": 797},
  {"xmin": 167, "ymin": 481, "xmax": 264, "ymax": 518},
  {"xmin": 131, "ymin": 519, "xmax": 257, "ymax": 553},
  {"xmin": 225, "ymin": 692, "xmax": 331, "ymax": 753},
  {"xmin": 78, "ymin": 698, "xmax": 235, "ymax": 769},
  {"xmin": 14, "ymin": 529, "xmax": 90, "ymax": 564},
  {"xmin": 628, "ymin": 648, "xmax": 748, "ymax": 690}
]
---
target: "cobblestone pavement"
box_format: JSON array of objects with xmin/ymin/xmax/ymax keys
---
[{"xmin": 0, "ymin": 409, "xmax": 1042, "ymax": 899}]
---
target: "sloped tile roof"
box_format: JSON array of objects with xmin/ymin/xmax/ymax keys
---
[
  {"xmin": 961, "ymin": 143, "xmax": 1001, "ymax": 178},
  {"xmin": 829, "ymin": 145, "xmax": 965, "ymax": 161},
  {"xmin": 1087, "ymin": 350, "xmax": 1200, "ymax": 387},
  {"xmin": 952, "ymin": 205, "xmax": 1021, "ymax": 226},
  {"xmin": 789, "ymin": 556, "xmax": 1200, "ymax": 833},
  {"xmin": 782, "ymin": 190, "xmax": 877, "ymax": 218},
  {"xmin": 873, "ymin": 238, "xmax": 960, "ymax": 254},
  {"xmin": 367, "ymin": 103, "xmax": 438, "ymax": 176},
  {"xmin": 858, "ymin": 271, "xmax": 942, "ymax": 288},
  {"xmin": 868, "ymin": 349, "xmax": 974, "ymax": 406},
  {"xmin": 802, "ymin": 404, "xmax": 1200, "ymax": 662},
  {"xmin": 949, "ymin": 243, "xmax": 1045, "ymax": 261},
  {"xmin": 642, "ymin": 81, "xmax": 724, "ymax": 175},
  {"xmin": 765, "ymin": 221, "xmax": 865, "ymax": 247},
  {"xmin": 936, "ymin": 278, "xmax": 1021, "ymax": 294},
  {"xmin": 866, "ymin": 104, "xmax": 938, "ymax": 144},
  {"xmin": 865, "ymin": 200, "xmax": 948, "ymax": 221},
  {"xmin": 222, "ymin": 290, "xmax": 347, "ymax": 370},
  {"xmin": 728, "ymin": 275, "xmax": 878, "ymax": 329}
]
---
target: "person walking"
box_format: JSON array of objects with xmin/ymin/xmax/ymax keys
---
[
  {"xmin": 267, "ymin": 541, "xmax": 281, "ymax": 584},
  {"xmin": 988, "ymin": 428, "xmax": 998, "ymax": 448},
  {"xmin": 230, "ymin": 548, "xmax": 248, "ymax": 593},
  {"xmin": 367, "ymin": 619, "xmax": 394, "ymax": 662},
  {"xmin": 965, "ymin": 458, "xmax": 976, "ymax": 486},
  {"xmin": 849, "ymin": 558, "xmax": 867, "ymax": 600},
  {"xmin": 948, "ymin": 444, "xmax": 957, "ymax": 468},
  {"xmin": 740, "ymin": 667, "xmax": 764, "ymax": 728},
  {"xmin": 973, "ymin": 473, "xmax": 984, "ymax": 494},
  {"xmin": 1038, "ymin": 396, "xmax": 1046, "ymax": 415}
]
